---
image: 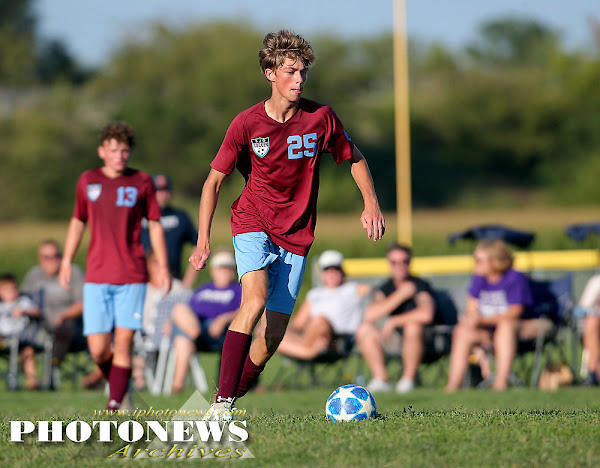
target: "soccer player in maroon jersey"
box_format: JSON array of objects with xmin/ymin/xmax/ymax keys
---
[
  {"xmin": 189, "ymin": 30, "xmax": 385, "ymax": 420},
  {"xmin": 59, "ymin": 122, "xmax": 170, "ymax": 410}
]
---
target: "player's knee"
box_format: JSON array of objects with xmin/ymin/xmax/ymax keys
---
[
  {"xmin": 311, "ymin": 315, "xmax": 331, "ymax": 330},
  {"xmin": 89, "ymin": 348, "xmax": 111, "ymax": 364},
  {"xmin": 356, "ymin": 321, "xmax": 376, "ymax": 341},
  {"xmin": 240, "ymin": 295, "xmax": 268, "ymax": 316},
  {"xmin": 403, "ymin": 322, "xmax": 424, "ymax": 340}
]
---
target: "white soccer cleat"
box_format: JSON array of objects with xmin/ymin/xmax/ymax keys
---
[
  {"xmin": 395, "ymin": 377, "xmax": 415, "ymax": 394},
  {"xmin": 365, "ymin": 378, "xmax": 392, "ymax": 393},
  {"xmin": 202, "ymin": 399, "xmax": 236, "ymax": 422}
]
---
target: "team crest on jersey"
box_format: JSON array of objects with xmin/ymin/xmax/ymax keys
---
[
  {"xmin": 251, "ymin": 137, "xmax": 270, "ymax": 158},
  {"xmin": 87, "ymin": 184, "xmax": 102, "ymax": 202}
]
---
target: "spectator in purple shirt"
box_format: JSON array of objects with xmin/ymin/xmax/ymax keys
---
[
  {"xmin": 445, "ymin": 240, "xmax": 534, "ymax": 391},
  {"xmin": 169, "ymin": 249, "xmax": 241, "ymax": 393}
]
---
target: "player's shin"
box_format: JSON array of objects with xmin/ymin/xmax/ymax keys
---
[
  {"xmin": 236, "ymin": 354, "xmax": 265, "ymax": 398},
  {"xmin": 215, "ymin": 330, "xmax": 252, "ymax": 402}
]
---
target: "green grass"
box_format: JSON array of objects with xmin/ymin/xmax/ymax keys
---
[
  {"xmin": 1, "ymin": 385, "xmax": 600, "ymax": 467},
  {"xmin": 0, "ymin": 349, "xmax": 599, "ymax": 467},
  {"xmin": 1, "ymin": 208, "xmax": 599, "ymax": 466}
]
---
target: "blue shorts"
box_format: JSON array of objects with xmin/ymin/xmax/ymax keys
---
[
  {"xmin": 83, "ymin": 283, "xmax": 146, "ymax": 336},
  {"xmin": 233, "ymin": 232, "xmax": 307, "ymax": 315}
]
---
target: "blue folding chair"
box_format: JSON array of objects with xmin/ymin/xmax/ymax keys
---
[{"xmin": 527, "ymin": 274, "xmax": 574, "ymax": 387}]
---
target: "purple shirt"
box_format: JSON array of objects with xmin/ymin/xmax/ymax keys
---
[
  {"xmin": 469, "ymin": 268, "xmax": 533, "ymax": 318},
  {"xmin": 189, "ymin": 282, "xmax": 242, "ymax": 320}
]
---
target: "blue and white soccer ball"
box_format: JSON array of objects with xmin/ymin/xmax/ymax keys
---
[{"xmin": 326, "ymin": 384, "xmax": 377, "ymax": 421}]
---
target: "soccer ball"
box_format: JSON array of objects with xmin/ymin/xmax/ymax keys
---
[{"xmin": 325, "ymin": 384, "xmax": 377, "ymax": 421}]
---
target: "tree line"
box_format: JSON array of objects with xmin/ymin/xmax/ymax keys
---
[{"xmin": 0, "ymin": 2, "xmax": 599, "ymax": 220}]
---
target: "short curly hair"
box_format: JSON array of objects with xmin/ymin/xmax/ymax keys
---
[
  {"xmin": 258, "ymin": 30, "xmax": 315, "ymax": 73},
  {"xmin": 99, "ymin": 121, "xmax": 136, "ymax": 149}
]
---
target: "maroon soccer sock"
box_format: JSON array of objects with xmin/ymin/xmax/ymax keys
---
[
  {"xmin": 236, "ymin": 354, "xmax": 265, "ymax": 398},
  {"xmin": 107, "ymin": 365, "xmax": 131, "ymax": 408},
  {"xmin": 98, "ymin": 354, "xmax": 113, "ymax": 380},
  {"xmin": 216, "ymin": 330, "xmax": 252, "ymax": 403}
]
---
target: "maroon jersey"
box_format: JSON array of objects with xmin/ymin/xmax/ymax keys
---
[
  {"xmin": 73, "ymin": 167, "xmax": 161, "ymax": 284},
  {"xmin": 211, "ymin": 98, "xmax": 354, "ymax": 256}
]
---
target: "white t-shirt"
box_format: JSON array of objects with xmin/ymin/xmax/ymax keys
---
[
  {"xmin": 0, "ymin": 296, "xmax": 36, "ymax": 337},
  {"xmin": 307, "ymin": 281, "xmax": 369, "ymax": 335}
]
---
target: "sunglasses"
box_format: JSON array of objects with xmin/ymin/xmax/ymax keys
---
[
  {"xmin": 40, "ymin": 254, "xmax": 61, "ymax": 260},
  {"xmin": 389, "ymin": 259, "xmax": 410, "ymax": 266}
]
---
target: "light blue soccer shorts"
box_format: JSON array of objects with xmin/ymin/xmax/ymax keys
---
[
  {"xmin": 83, "ymin": 283, "xmax": 146, "ymax": 336},
  {"xmin": 233, "ymin": 231, "xmax": 307, "ymax": 315}
]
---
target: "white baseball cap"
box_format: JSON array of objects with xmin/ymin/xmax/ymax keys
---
[
  {"xmin": 210, "ymin": 250, "xmax": 236, "ymax": 269},
  {"xmin": 318, "ymin": 250, "xmax": 344, "ymax": 270}
]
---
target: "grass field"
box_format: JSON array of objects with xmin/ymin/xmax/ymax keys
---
[
  {"xmin": 1, "ymin": 383, "xmax": 600, "ymax": 467},
  {"xmin": 2, "ymin": 207, "xmax": 600, "ymax": 466}
]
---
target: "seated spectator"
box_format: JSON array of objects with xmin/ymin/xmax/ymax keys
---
[
  {"xmin": 445, "ymin": 240, "xmax": 538, "ymax": 391},
  {"xmin": 21, "ymin": 240, "xmax": 84, "ymax": 384},
  {"xmin": 0, "ymin": 273, "xmax": 42, "ymax": 389},
  {"xmin": 356, "ymin": 243, "xmax": 435, "ymax": 394},
  {"xmin": 169, "ymin": 250, "xmax": 241, "ymax": 393},
  {"xmin": 131, "ymin": 249, "xmax": 189, "ymax": 390},
  {"xmin": 574, "ymin": 274, "xmax": 600, "ymax": 386},
  {"xmin": 277, "ymin": 250, "xmax": 371, "ymax": 361}
]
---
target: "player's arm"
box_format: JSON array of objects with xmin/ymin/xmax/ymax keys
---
[
  {"xmin": 381, "ymin": 291, "xmax": 435, "ymax": 334},
  {"xmin": 364, "ymin": 282, "xmax": 417, "ymax": 323},
  {"xmin": 148, "ymin": 219, "xmax": 171, "ymax": 294},
  {"xmin": 181, "ymin": 216, "xmax": 200, "ymax": 288},
  {"xmin": 462, "ymin": 296, "xmax": 480, "ymax": 327},
  {"xmin": 59, "ymin": 217, "xmax": 86, "ymax": 290},
  {"xmin": 189, "ymin": 168, "xmax": 228, "ymax": 271},
  {"xmin": 348, "ymin": 146, "xmax": 385, "ymax": 242},
  {"xmin": 208, "ymin": 309, "xmax": 239, "ymax": 338},
  {"xmin": 54, "ymin": 301, "xmax": 83, "ymax": 327},
  {"xmin": 478, "ymin": 304, "xmax": 523, "ymax": 327}
]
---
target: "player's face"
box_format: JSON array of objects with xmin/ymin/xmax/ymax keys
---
[
  {"xmin": 321, "ymin": 267, "xmax": 344, "ymax": 288},
  {"xmin": 473, "ymin": 248, "xmax": 492, "ymax": 277},
  {"xmin": 269, "ymin": 58, "xmax": 308, "ymax": 103},
  {"xmin": 387, "ymin": 249, "xmax": 411, "ymax": 282},
  {"xmin": 0, "ymin": 283, "xmax": 19, "ymax": 303},
  {"xmin": 98, "ymin": 138, "xmax": 132, "ymax": 176},
  {"xmin": 211, "ymin": 266, "xmax": 235, "ymax": 287},
  {"xmin": 155, "ymin": 189, "xmax": 171, "ymax": 209},
  {"xmin": 38, "ymin": 244, "xmax": 62, "ymax": 276}
]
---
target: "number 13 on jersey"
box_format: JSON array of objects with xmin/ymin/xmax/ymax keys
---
[{"xmin": 287, "ymin": 133, "xmax": 317, "ymax": 159}]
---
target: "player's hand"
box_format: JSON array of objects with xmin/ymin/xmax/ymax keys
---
[
  {"xmin": 158, "ymin": 266, "xmax": 171, "ymax": 296},
  {"xmin": 12, "ymin": 308, "xmax": 24, "ymax": 318},
  {"xmin": 396, "ymin": 281, "xmax": 417, "ymax": 301},
  {"xmin": 189, "ymin": 247, "xmax": 211, "ymax": 271},
  {"xmin": 463, "ymin": 313, "xmax": 480, "ymax": 328},
  {"xmin": 361, "ymin": 205, "xmax": 385, "ymax": 242},
  {"xmin": 381, "ymin": 320, "xmax": 396, "ymax": 341},
  {"xmin": 208, "ymin": 317, "xmax": 226, "ymax": 339},
  {"xmin": 58, "ymin": 262, "xmax": 72, "ymax": 291}
]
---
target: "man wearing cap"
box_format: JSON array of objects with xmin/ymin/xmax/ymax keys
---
[
  {"xmin": 141, "ymin": 174, "xmax": 198, "ymax": 288},
  {"xmin": 356, "ymin": 243, "xmax": 435, "ymax": 393},
  {"xmin": 168, "ymin": 249, "xmax": 241, "ymax": 393}
]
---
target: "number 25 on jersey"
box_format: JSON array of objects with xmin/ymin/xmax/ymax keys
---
[{"xmin": 287, "ymin": 133, "xmax": 317, "ymax": 159}]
